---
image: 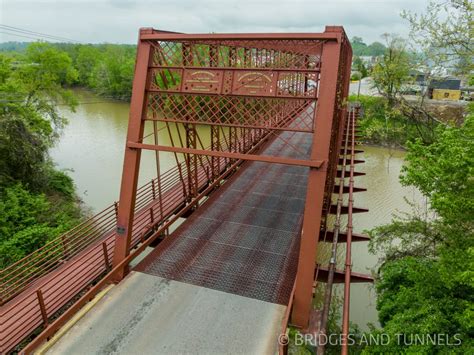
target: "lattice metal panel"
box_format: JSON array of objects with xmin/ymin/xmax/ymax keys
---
[
  {"xmin": 146, "ymin": 93, "xmax": 315, "ymax": 132},
  {"xmin": 136, "ymin": 128, "xmax": 312, "ymax": 304},
  {"xmin": 150, "ymin": 40, "xmax": 323, "ymax": 69}
]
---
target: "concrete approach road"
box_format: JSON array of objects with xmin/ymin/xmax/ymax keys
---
[
  {"xmin": 349, "ymin": 77, "xmax": 379, "ymax": 96},
  {"xmin": 44, "ymin": 271, "xmax": 286, "ymax": 354}
]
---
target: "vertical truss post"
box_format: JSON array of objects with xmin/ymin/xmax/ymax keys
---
[
  {"xmin": 36, "ymin": 289, "xmax": 48, "ymax": 328},
  {"xmin": 209, "ymin": 44, "xmax": 218, "ymax": 67},
  {"xmin": 184, "ymin": 123, "xmax": 198, "ymax": 198},
  {"xmin": 182, "ymin": 42, "xmax": 193, "ymax": 66},
  {"xmin": 209, "ymin": 43, "xmax": 220, "ymax": 180},
  {"xmin": 292, "ymin": 28, "xmax": 343, "ymax": 328},
  {"xmin": 244, "ymin": 48, "xmax": 251, "ymax": 66},
  {"xmin": 228, "ymin": 47, "xmax": 236, "ymax": 67},
  {"xmin": 153, "ymin": 121, "xmax": 164, "ymax": 219},
  {"xmin": 229, "ymin": 126, "xmax": 238, "ymax": 163},
  {"xmin": 228, "ymin": 126, "xmax": 233, "ymax": 159},
  {"xmin": 211, "ymin": 125, "xmax": 221, "ymax": 180},
  {"xmin": 112, "ymin": 29, "xmax": 152, "ymax": 280},
  {"xmin": 165, "ymin": 121, "xmax": 188, "ymax": 199}
]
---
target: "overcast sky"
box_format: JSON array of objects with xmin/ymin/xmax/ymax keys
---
[{"xmin": 1, "ymin": 0, "xmax": 429, "ymax": 44}]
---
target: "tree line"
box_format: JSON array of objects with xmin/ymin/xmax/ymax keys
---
[
  {"xmin": 2, "ymin": 42, "xmax": 137, "ymax": 101},
  {"xmin": 0, "ymin": 38, "xmax": 387, "ymax": 100}
]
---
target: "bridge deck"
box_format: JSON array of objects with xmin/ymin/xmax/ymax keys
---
[
  {"xmin": 136, "ymin": 128, "xmax": 311, "ymax": 304},
  {"xmin": 44, "ymin": 126, "xmax": 312, "ymax": 354}
]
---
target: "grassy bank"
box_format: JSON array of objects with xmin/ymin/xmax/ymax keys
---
[
  {"xmin": 349, "ymin": 94, "xmax": 469, "ymax": 148},
  {"xmin": 350, "ymin": 95, "xmax": 430, "ymax": 148}
]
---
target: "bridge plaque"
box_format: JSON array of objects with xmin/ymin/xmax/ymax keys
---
[
  {"xmin": 231, "ymin": 71, "xmax": 277, "ymax": 97},
  {"xmin": 182, "ymin": 69, "xmax": 223, "ymax": 94}
]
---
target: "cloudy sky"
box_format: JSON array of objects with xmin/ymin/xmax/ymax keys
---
[{"xmin": 1, "ymin": 0, "xmax": 429, "ymax": 44}]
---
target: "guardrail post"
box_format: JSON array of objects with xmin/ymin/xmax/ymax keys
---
[
  {"xmin": 102, "ymin": 242, "xmax": 111, "ymax": 271},
  {"xmin": 36, "ymin": 289, "xmax": 48, "ymax": 328}
]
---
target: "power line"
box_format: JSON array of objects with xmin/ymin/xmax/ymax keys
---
[
  {"xmin": 0, "ymin": 24, "xmax": 81, "ymax": 43},
  {"xmin": 0, "ymin": 30, "xmax": 52, "ymax": 42}
]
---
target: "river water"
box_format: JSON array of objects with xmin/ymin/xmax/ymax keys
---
[{"xmin": 52, "ymin": 89, "xmax": 422, "ymax": 329}]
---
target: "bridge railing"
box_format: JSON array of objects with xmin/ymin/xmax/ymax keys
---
[
  {"xmin": 0, "ymin": 163, "xmax": 188, "ymax": 304},
  {"xmin": 1, "ymin": 121, "xmax": 275, "ymax": 353},
  {"xmin": 0, "ymin": 203, "xmax": 117, "ymax": 304}
]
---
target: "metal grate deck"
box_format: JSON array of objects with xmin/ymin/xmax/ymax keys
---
[{"xmin": 136, "ymin": 124, "xmax": 312, "ymax": 305}]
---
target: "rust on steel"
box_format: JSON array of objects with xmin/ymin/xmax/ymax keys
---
[
  {"xmin": 112, "ymin": 29, "xmax": 152, "ymax": 281},
  {"xmin": 292, "ymin": 27, "xmax": 352, "ymax": 327},
  {"xmin": 0, "ymin": 26, "xmax": 360, "ymax": 354},
  {"xmin": 112, "ymin": 27, "xmax": 334, "ymax": 282},
  {"xmin": 341, "ymin": 106, "xmax": 361, "ymax": 355},
  {"xmin": 127, "ymin": 142, "xmax": 324, "ymax": 168}
]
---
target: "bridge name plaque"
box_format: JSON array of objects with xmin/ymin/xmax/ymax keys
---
[
  {"xmin": 182, "ymin": 70, "xmax": 224, "ymax": 94},
  {"xmin": 156, "ymin": 68, "xmax": 313, "ymax": 99}
]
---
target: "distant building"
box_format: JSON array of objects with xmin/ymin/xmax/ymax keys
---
[
  {"xmin": 429, "ymin": 78, "xmax": 461, "ymax": 90},
  {"xmin": 358, "ymin": 56, "xmax": 377, "ymax": 67},
  {"xmin": 428, "ymin": 78, "xmax": 461, "ymax": 101},
  {"xmin": 409, "ymin": 70, "xmax": 428, "ymax": 87}
]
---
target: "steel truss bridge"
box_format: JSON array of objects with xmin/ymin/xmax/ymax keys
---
[{"xmin": 0, "ymin": 26, "xmax": 371, "ymax": 354}]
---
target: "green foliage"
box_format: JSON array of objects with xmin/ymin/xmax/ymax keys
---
[
  {"xmin": 0, "ymin": 43, "xmax": 83, "ymax": 269},
  {"xmin": 371, "ymin": 35, "xmax": 412, "ymax": 105},
  {"xmin": 64, "ymin": 44, "xmax": 136, "ymax": 100},
  {"xmin": 401, "ymin": 108, "xmax": 474, "ymax": 225},
  {"xmin": 75, "ymin": 45, "xmax": 102, "ymax": 86},
  {"xmin": 0, "ymin": 183, "xmax": 80, "ymax": 268},
  {"xmin": 0, "ymin": 183, "xmax": 50, "ymax": 239},
  {"xmin": 88, "ymin": 45, "xmax": 135, "ymax": 100},
  {"xmin": 352, "ymin": 57, "xmax": 368, "ymax": 78},
  {"xmin": 349, "ymin": 95, "xmax": 433, "ymax": 147},
  {"xmin": 0, "ymin": 44, "xmax": 79, "ymax": 191},
  {"xmin": 366, "ymin": 105, "xmax": 474, "ymax": 353},
  {"xmin": 402, "ymin": 0, "xmax": 473, "ymax": 76},
  {"xmin": 363, "ymin": 256, "xmax": 472, "ymax": 354},
  {"xmin": 0, "ymin": 116, "xmax": 48, "ymax": 188},
  {"xmin": 351, "ymin": 37, "xmax": 387, "ymax": 57}
]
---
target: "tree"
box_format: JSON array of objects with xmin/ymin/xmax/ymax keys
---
[
  {"xmin": 351, "ymin": 37, "xmax": 368, "ymax": 57},
  {"xmin": 75, "ymin": 45, "xmax": 102, "ymax": 86},
  {"xmin": 90, "ymin": 45, "xmax": 135, "ymax": 99},
  {"xmin": 366, "ymin": 41, "xmax": 386, "ymax": 57},
  {"xmin": 402, "ymin": 0, "xmax": 473, "ymax": 76},
  {"xmin": 0, "ymin": 44, "xmax": 78, "ymax": 189},
  {"xmin": 0, "ymin": 44, "xmax": 83, "ymax": 268},
  {"xmin": 351, "ymin": 37, "xmax": 387, "ymax": 57},
  {"xmin": 353, "ymin": 56, "xmax": 368, "ymax": 78},
  {"xmin": 366, "ymin": 105, "xmax": 474, "ymax": 353},
  {"xmin": 371, "ymin": 34, "xmax": 412, "ymax": 106},
  {"xmin": 352, "ymin": 36, "xmax": 365, "ymax": 45}
]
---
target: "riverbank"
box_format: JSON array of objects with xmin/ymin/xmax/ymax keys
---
[{"xmin": 351, "ymin": 94, "xmax": 469, "ymax": 148}]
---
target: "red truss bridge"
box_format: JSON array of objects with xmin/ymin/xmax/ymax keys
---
[{"xmin": 0, "ymin": 26, "xmax": 371, "ymax": 354}]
